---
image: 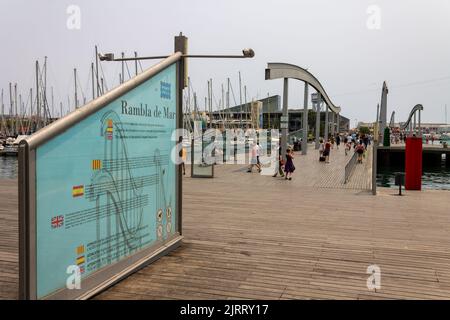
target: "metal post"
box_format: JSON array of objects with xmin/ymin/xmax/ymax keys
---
[
  {"xmin": 302, "ymin": 82, "xmax": 308, "ymax": 155},
  {"xmin": 324, "ymin": 104, "xmax": 329, "ymax": 141},
  {"xmin": 331, "ymin": 112, "xmax": 335, "ymax": 136},
  {"xmin": 315, "ymin": 96, "xmax": 321, "ymax": 149},
  {"xmin": 372, "ymin": 139, "xmax": 378, "ymax": 195},
  {"xmin": 418, "ymin": 109, "xmax": 421, "ymax": 136},
  {"xmin": 281, "ymin": 78, "xmax": 288, "ymax": 160},
  {"xmin": 337, "ymin": 113, "xmax": 340, "ymax": 134}
]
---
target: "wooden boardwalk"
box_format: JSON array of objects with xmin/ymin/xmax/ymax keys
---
[
  {"xmin": 290, "ymin": 143, "xmax": 372, "ymax": 190},
  {"xmin": 1, "ymin": 148, "xmax": 450, "ymax": 299}
]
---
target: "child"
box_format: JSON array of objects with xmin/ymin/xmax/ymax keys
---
[{"xmin": 284, "ymin": 148, "xmax": 295, "ymax": 180}]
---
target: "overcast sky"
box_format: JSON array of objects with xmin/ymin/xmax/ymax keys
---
[{"xmin": 1, "ymin": 0, "xmax": 449, "ymax": 126}]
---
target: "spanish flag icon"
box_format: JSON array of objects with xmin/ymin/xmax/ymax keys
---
[
  {"xmin": 76, "ymin": 256, "xmax": 85, "ymax": 265},
  {"xmin": 72, "ymin": 185, "xmax": 84, "ymax": 197}
]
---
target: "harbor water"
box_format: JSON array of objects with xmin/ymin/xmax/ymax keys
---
[
  {"xmin": 0, "ymin": 157, "xmax": 18, "ymax": 179},
  {"xmin": 377, "ymin": 156, "xmax": 450, "ymax": 190}
]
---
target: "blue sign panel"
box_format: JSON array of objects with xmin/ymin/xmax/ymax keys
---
[{"xmin": 34, "ymin": 64, "xmax": 178, "ymax": 299}]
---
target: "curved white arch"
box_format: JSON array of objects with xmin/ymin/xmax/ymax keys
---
[
  {"xmin": 389, "ymin": 111, "xmax": 395, "ymax": 128},
  {"xmin": 265, "ymin": 62, "xmax": 341, "ymax": 114},
  {"xmin": 400, "ymin": 104, "xmax": 423, "ymax": 130}
]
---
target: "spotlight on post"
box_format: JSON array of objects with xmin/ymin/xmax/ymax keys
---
[
  {"xmin": 242, "ymin": 48, "xmax": 255, "ymax": 58},
  {"xmin": 99, "ymin": 53, "xmax": 115, "ymax": 61}
]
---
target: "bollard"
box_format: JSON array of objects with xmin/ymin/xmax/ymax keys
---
[{"xmin": 394, "ymin": 172, "xmax": 405, "ymax": 196}]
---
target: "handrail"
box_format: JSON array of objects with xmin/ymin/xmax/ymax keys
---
[{"xmin": 344, "ymin": 150, "xmax": 358, "ymax": 184}]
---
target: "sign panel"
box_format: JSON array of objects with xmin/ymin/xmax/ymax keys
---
[
  {"xmin": 25, "ymin": 61, "xmax": 181, "ymax": 299},
  {"xmin": 280, "ymin": 116, "xmax": 289, "ymax": 122},
  {"xmin": 280, "ymin": 122, "xmax": 289, "ymax": 129}
]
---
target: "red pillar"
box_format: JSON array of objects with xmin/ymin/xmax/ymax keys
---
[{"xmin": 405, "ymin": 137, "xmax": 422, "ymax": 190}]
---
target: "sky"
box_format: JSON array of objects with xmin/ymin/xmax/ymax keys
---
[{"xmin": 1, "ymin": 0, "xmax": 449, "ymax": 127}]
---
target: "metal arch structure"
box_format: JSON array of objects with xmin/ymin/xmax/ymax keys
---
[
  {"xmin": 265, "ymin": 62, "xmax": 341, "ymax": 156},
  {"xmin": 265, "ymin": 63, "xmax": 341, "ymax": 114},
  {"xmin": 389, "ymin": 111, "xmax": 395, "ymax": 128},
  {"xmin": 400, "ymin": 104, "xmax": 423, "ymax": 135},
  {"xmin": 379, "ymin": 81, "xmax": 388, "ymax": 142}
]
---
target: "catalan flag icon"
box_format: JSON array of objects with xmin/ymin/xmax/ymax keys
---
[
  {"xmin": 92, "ymin": 159, "xmax": 102, "ymax": 170},
  {"xmin": 76, "ymin": 245, "xmax": 85, "ymax": 255},
  {"xmin": 72, "ymin": 185, "xmax": 84, "ymax": 198}
]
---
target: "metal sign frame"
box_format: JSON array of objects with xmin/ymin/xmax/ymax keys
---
[
  {"xmin": 18, "ymin": 52, "xmax": 184, "ymax": 300},
  {"xmin": 190, "ymin": 138, "xmax": 214, "ymax": 178}
]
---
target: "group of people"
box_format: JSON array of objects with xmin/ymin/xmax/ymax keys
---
[
  {"xmin": 316, "ymin": 132, "xmax": 371, "ymax": 164},
  {"xmin": 247, "ymin": 131, "xmax": 372, "ymax": 179}
]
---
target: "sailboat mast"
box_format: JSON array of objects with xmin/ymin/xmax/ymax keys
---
[
  {"xmin": 14, "ymin": 83, "xmax": 18, "ymax": 135},
  {"xmin": 121, "ymin": 52, "xmax": 125, "ymax": 84},
  {"xmin": 9, "ymin": 83, "xmax": 13, "ymax": 136},
  {"xmin": 43, "ymin": 56, "xmax": 48, "ymax": 127},
  {"xmin": 74, "ymin": 68, "xmax": 78, "ymax": 109},
  {"xmin": 222, "ymin": 83, "xmax": 225, "ymax": 129},
  {"xmin": 95, "ymin": 45, "xmax": 100, "ymax": 97},
  {"xmin": 209, "ymin": 78, "xmax": 213, "ymax": 128},
  {"xmin": 1, "ymin": 89, "xmax": 4, "ymax": 135},
  {"xmin": 227, "ymin": 78, "xmax": 230, "ymax": 126},
  {"xmin": 51, "ymin": 86, "xmax": 54, "ymax": 119},
  {"xmin": 91, "ymin": 63, "xmax": 95, "ymax": 100},
  {"xmin": 134, "ymin": 51, "xmax": 138, "ymax": 76},
  {"xmin": 239, "ymin": 72, "xmax": 242, "ymax": 129},
  {"xmin": 35, "ymin": 60, "xmax": 40, "ymax": 130}
]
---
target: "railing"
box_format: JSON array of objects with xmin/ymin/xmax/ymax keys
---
[{"xmin": 344, "ymin": 150, "xmax": 358, "ymax": 184}]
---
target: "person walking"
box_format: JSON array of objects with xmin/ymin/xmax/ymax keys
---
[
  {"xmin": 284, "ymin": 148, "xmax": 295, "ymax": 180},
  {"xmin": 178, "ymin": 136, "xmax": 186, "ymax": 175},
  {"xmin": 247, "ymin": 142, "xmax": 261, "ymax": 173},
  {"xmin": 355, "ymin": 142, "xmax": 365, "ymax": 163},
  {"xmin": 336, "ymin": 134, "xmax": 341, "ymax": 150},
  {"xmin": 319, "ymin": 138, "xmax": 325, "ymax": 160},
  {"xmin": 323, "ymin": 139, "xmax": 331, "ymax": 163}
]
